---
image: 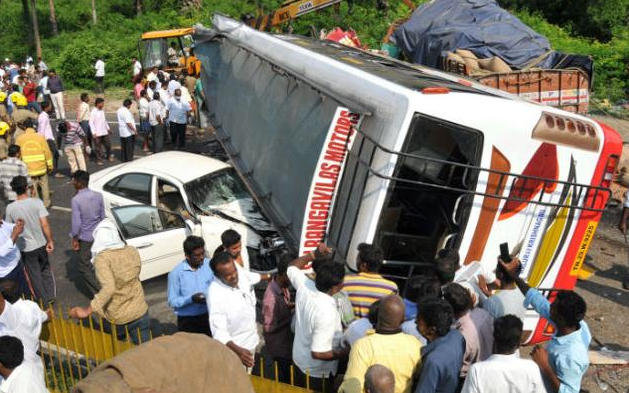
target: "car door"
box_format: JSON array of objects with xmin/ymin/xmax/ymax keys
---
[
  {"xmin": 111, "ymin": 205, "xmax": 190, "ymax": 281},
  {"xmin": 102, "ymin": 173, "xmax": 154, "ymax": 215}
]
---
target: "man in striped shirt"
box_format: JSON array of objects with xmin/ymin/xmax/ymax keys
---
[
  {"xmin": 342, "ymin": 243, "xmax": 398, "ymax": 318},
  {"xmin": 0, "ymin": 145, "xmax": 31, "ymax": 205}
]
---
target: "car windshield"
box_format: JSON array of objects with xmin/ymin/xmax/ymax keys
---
[{"xmin": 184, "ymin": 168, "xmax": 250, "ymax": 212}]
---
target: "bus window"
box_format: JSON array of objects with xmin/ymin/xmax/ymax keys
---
[{"xmin": 376, "ymin": 114, "xmax": 482, "ymax": 273}]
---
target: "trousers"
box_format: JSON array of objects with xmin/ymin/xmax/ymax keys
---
[
  {"xmin": 2, "ymin": 262, "xmax": 34, "ymax": 299},
  {"xmin": 31, "ymin": 174, "xmax": 51, "ymax": 208},
  {"xmin": 177, "ymin": 313, "xmax": 212, "ymax": 336},
  {"xmin": 76, "ymin": 240, "xmax": 100, "ymax": 297},
  {"xmin": 170, "ymin": 122, "xmax": 186, "ymax": 149},
  {"xmin": 94, "ymin": 135, "xmax": 112, "ymax": 161},
  {"xmin": 93, "ymin": 312, "xmax": 151, "ymax": 346},
  {"xmin": 50, "ymin": 92, "xmax": 65, "ymax": 119},
  {"xmin": 152, "ymin": 124, "xmax": 165, "ymax": 153},
  {"xmin": 22, "ymin": 246, "xmax": 56, "ymax": 304},
  {"xmin": 120, "ymin": 135, "xmax": 134, "ymax": 162},
  {"xmin": 64, "ymin": 145, "xmax": 87, "ymax": 174}
]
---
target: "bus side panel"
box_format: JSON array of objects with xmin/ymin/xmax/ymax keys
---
[
  {"xmin": 528, "ymin": 121, "xmax": 622, "ymax": 344},
  {"xmin": 195, "ymin": 39, "xmax": 345, "ymax": 252}
]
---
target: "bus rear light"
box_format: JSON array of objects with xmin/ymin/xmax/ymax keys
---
[
  {"xmin": 545, "ymin": 114, "xmax": 555, "ymax": 128},
  {"xmin": 601, "ymin": 155, "xmax": 619, "ymax": 188},
  {"xmin": 533, "ymin": 112, "xmax": 600, "ymax": 152},
  {"xmin": 422, "ymin": 87, "xmax": 450, "ymax": 94}
]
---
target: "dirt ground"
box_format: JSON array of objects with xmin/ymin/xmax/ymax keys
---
[{"xmin": 565, "ymin": 114, "xmax": 629, "ymax": 393}]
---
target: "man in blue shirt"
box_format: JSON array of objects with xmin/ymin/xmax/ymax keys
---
[
  {"xmin": 500, "ymin": 257, "xmax": 590, "ymax": 393},
  {"xmin": 414, "ymin": 298, "xmax": 465, "ymax": 393},
  {"xmin": 167, "ymin": 235, "xmax": 214, "ymax": 336}
]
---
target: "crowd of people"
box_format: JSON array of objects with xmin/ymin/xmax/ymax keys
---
[
  {"xmin": 0, "ymin": 55, "xmax": 205, "ymax": 209},
  {"xmin": 0, "ymin": 54, "xmax": 596, "ymax": 393},
  {"xmin": 165, "ymin": 238, "xmax": 591, "ymax": 393}
]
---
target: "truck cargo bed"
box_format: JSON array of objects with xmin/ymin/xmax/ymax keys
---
[{"xmin": 442, "ymin": 58, "xmax": 589, "ymax": 113}]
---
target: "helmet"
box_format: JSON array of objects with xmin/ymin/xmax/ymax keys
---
[
  {"xmin": 10, "ymin": 93, "xmax": 27, "ymax": 107},
  {"xmin": 0, "ymin": 122, "xmax": 9, "ymax": 136},
  {"xmin": 0, "ymin": 91, "xmax": 6, "ymax": 103}
]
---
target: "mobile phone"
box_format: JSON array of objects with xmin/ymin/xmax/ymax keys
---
[{"xmin": 499, "ymin": 242, "xmax": 511, "ymax": 262}]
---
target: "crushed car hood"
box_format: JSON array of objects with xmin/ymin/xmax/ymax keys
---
[{"xmin": 199, "ymin": 197, "xmax": 276, "ymax": 232}]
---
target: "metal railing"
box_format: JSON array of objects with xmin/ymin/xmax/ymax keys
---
[
  {"xmin": 353, "ymin": 128, "xmax": 610, "ymax": 212},
  {"xmin": 33, "ymin": 301, "xmax": 315, "ymax": 392}
]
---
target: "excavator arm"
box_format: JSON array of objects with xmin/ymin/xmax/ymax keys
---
[
  {"xmin": 246, "ymin": 0, "xmax": 344, "ymax": 31},
  {"xmin": 245, "ymin": 0, "xmax": 414, "ymax": 31}
]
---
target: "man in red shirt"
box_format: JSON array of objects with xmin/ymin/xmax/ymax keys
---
[{"xmin": 22, "ymin": 77, "xmax": 40, "ymax": 113}]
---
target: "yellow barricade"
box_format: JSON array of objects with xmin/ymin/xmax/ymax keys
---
[{"xmin": 38, "ymin": 302, "xmax": 314, "ymax": 392}]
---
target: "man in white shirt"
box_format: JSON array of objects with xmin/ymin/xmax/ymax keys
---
[
  {"xmin": 146, "ymin": 80, "xmax": 157, "ymax": 102},
  {"xmin": 0, "ymin": 335, "xmax": 48, "ymax": 393},
  {"xmin": 138, "ymin": 90, "xmax": 151, "ymax": 153},
  {"xmin": 288, "ymin": 244, "xmax": 348, "ymax": 390},
  {"xmin": 166, "ymin": 89, "xmax": 191, "ymax": 150},
  {"xmin": 146, "ymin": 67, "xmax": 159, "ymax": 84},
  {"xmin": 167, "ymin": 42, "xmax": 179, "ymax": 66},
  {"xmin": 167, "ymin": 75, "xmax": 182, "ymax": 97},
  {"xmin": 148, "ymin": 92, "xmax": 165, "ymax": 153},
  {"xmin": 462, "ymin": 315, "xmax": 546, "ymax": 393},
  {"xmin": 207, "ymin": 252, "xmax": 270, "ymax": 370},
  {"xmin": 94, "ymin": 58, "xmax": 105, "ymax": 93},
  {"xmin": 116, "ymin": 99, "xmax": 136, "ymax": 162},
  {"xmin": 89, "ymin": 98, "xmax": 112, "ymax": 165},
  {"xmin": 131, "ymin": 57, "xmax": 142, "ymax": 83},
  {"xmin": 0, "ymin": 219, "xmax": 31, "ymax": 298},
  {"xmin": 0, "ymin": 279, "xmax": 50, "ymax": 385}
]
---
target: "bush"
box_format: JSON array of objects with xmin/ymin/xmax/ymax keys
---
[
  {"xmin": 1, "ymin": 0, "xmax": 628, "ymax": 102},
  {"xmin": 516, "ymin": 10, "xmax": 629, "ymax": 102}
]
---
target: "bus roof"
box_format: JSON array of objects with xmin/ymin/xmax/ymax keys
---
[
  {"xmin": 141, "ymin": 28, "xmax": 194, "ymax": 40},
  {"xmin": 274, "ymin": 35, "xmax": 499, "ymax": 97}
]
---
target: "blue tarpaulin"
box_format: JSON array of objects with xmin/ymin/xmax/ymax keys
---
[{"xmin": 391, "ymin": 0, "xmax": 554, "ymax": 69}]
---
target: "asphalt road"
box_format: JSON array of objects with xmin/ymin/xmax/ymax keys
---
[{"xmin": 46, "ymin": 111, "xmax": 215, "ymax": 335}]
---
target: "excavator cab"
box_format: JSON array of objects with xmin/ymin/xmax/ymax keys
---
[{"xmin": 139, "ymin": 28, "xmax": 195, "ymax": 73}]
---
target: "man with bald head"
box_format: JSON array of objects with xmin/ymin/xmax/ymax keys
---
[
  {"xmin": 339, "ymin": 295, "xmax": 421, "ymax": 393},
  {"xmin": 365, "ymin": 364, "xmax": 395, "ymax": 393}
]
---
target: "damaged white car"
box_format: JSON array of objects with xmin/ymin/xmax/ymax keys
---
[{"xmin": 89, "ymin": 151, "xmax": 283, "ymax": 280}]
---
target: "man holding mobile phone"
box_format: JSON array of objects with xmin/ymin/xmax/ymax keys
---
[{"xmin": 167, "ymin": 236, "xmax": 214, "ymax": 336}]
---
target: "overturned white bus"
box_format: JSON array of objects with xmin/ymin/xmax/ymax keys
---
[{"xmin": 193, "ymin": 15, "xmax": 622, "ymax": 344}]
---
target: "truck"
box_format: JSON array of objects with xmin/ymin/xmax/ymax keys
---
[
  {"xmin": 390, "ymin": 0, "xmax": 593, "ymax": 114},
  {"xmin": 193, "ymin": 14, "xmax": 621, "ymax": 344}
]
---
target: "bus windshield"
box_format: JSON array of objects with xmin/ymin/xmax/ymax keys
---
[{"xmin": 375, "ymin": 114, "xmax": 483, "ymax": 276}]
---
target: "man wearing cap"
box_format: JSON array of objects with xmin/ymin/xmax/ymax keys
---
[
  {"xmin": 0, "ymin": 92, "xmax": 11, "ymax": 124},
  {"xmin": 11, "ymin": 105, "xmax": 38, "ymax": 141},
  {"xmin": 0, "ymin": 122, "xmax": 10, "ymax": 160}
]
